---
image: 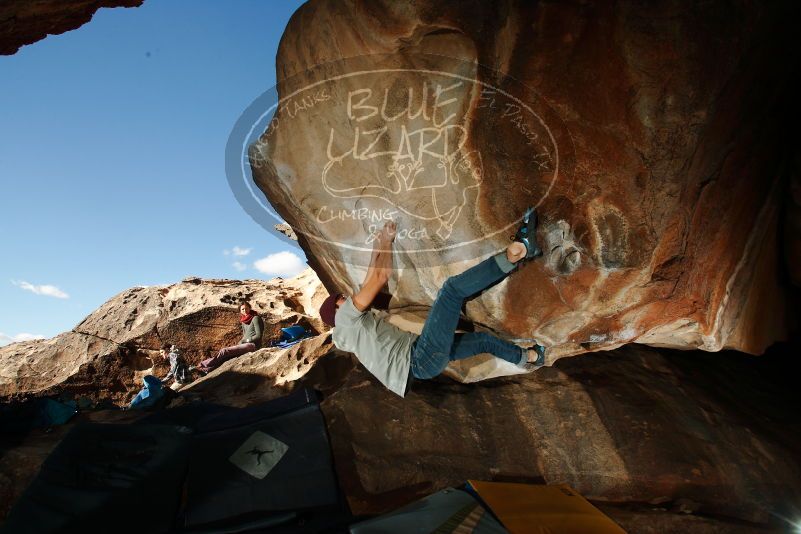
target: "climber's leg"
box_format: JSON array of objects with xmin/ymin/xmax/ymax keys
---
[
  {"xmin": 448, "ymin": 331, "xmax": 527, "ymax": 365},
  {"xmin": 411, "ymin": 250, "xmax": 520, "ymax": 379}
]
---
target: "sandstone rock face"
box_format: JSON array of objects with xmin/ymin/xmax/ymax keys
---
[
  {"xmin": 251, "ymin": 0, "xmax": 799, "ymax": 358},
  {"xmin": 0, "ymin": 269, "xmax": 328, "ymax": 403},
  {"xmin": 0, "ymin": 0, "xmax": 143, "ymax": 55},
  {"xmin": 321, "ymin": 344, "xmax": 801, "ymax": 526}
]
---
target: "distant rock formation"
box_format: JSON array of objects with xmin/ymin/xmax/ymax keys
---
[
  {"xmin": 0, "ymin": 268, "xmax": 329, "ymax": 403},
  {"xmin": 0, "ymin": 0, "xmax": 143, "ymax": 55},
  {"xmin": 252, "ymin": 0, "xmax": 800, "ymax": 359}
]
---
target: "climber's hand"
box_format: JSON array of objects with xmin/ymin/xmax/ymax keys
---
[{"xmin": 378, "ymin": 221, "xmax": 397, "ymax": 247}]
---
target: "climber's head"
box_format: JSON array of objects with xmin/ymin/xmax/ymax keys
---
[
  {"xmin": 320, "ymin": 293, "xmax": 346, "ymax": 328},
  {"xmin": 159, "ymin": 343, "xmax": 170, "ymax": 360},
  {"xmin": 239, "ymin": 302, "xmax": 252, "ymax": 315}
]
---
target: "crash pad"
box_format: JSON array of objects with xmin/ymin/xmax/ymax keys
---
[
  {"xmin": 467, "ymin": 481, "xmax": 626, "ymax": 534},
  {"xmin": 350, "ymin": 487, "xmax": 506, "ymax": 533}
]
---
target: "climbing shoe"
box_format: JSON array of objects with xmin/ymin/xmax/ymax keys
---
[
  {"xmin": 523, "ymin": 343, "xmax": 546, "ymax": 371},
  {"xmin": 512, "ymin": 206, "xmax": 542, "ymax": 260}
]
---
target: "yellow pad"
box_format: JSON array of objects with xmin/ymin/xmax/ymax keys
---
[{"xmin": 468, "ymin": 481, "xmax": 626, "ymax": 534}]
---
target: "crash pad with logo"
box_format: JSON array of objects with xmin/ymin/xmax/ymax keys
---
[{"xmin": 182, "ymin": 388, "xmax": 341, "ymax": 529}]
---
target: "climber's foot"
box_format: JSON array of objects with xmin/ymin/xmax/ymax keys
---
[
  {"xmin": 512, "ymin": 207, "xmax": 542, "ymax": 260},
  {"xmin": 191, "ymin": 365, "xmax": 209, "ymax": 376},
  {"xmin": 522, "ymin": 344, "xmax": 546, "ymax": 371}
]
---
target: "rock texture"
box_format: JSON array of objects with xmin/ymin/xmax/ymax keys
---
[
  {"xmin": 3, "ymin": 338, "xmax": 799, "ymax": 532},
  {"xmin": 320, "ymin": 343, "xmax": 801, "ymax": 526},
  {"xmin": 0, "ymin": 0, "xmax": 143, "ymax": 55},
  {"xmin": 0, "ymin": 269, "xmax": 328, "ymax": 403},
  {"xmin": 252, "ymin": 0, "xmax": 800, "ymax": 359},
  {"xmin": 786, "ymin": 151, "xmax": 801, "ymax": 287}
]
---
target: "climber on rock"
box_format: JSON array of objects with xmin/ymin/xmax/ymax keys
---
[
  {"xmin": 196, "ymin": 301, "xmax": 264, "ymax": 374},
  {"xmin": 319, "ymin": 208, "xmax": 547, "ymax": 398}
]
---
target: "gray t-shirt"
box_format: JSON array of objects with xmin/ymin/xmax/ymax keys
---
[{"xmin": 333, "ymin": 297, "xmax": 417, "ymax": 397}]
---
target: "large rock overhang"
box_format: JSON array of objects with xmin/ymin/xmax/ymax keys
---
[{"xmin": 239, "ymin": 0, "xmax": 799, "ymax": 359}]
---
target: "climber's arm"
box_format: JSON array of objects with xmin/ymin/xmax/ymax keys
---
[
  {"xmin": 352, "ymin": 270, "xmax": 386, "ymax": 312},
  {"xmin": 352, "ymin": 222, "xmax": 396, "ymax": 312}
]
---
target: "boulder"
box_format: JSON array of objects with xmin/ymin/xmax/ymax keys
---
[{"xmin": 250, "ymin": 0, "xmax": 800, "ymax": 359}]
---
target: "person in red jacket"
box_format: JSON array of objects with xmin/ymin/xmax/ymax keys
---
[{"xmin": 197, "ymin": 301, "xmax": 264, "ymax": 374}]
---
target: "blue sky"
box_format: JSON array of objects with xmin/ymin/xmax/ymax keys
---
[{"xmin": 0, "ymin": 0, "xmax": 307, "ymax": 344}]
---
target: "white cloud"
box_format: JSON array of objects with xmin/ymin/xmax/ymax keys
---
[
  {"xmin": 253, "ymin": 251, "xmax": 306, "ymax": 278},
  {"xmin": 232, "ymin": 261, "xmax": 247, "ymax": 272},
  {"xmin": 0, "ymin": 332, "xmax": 45, "ymax": 347},
  {"xmin": 224, "ymin": 246, "xmax": 252, "ymax": 257},
  {"xmin": 12, "ymin": 280, "xmax": 69, "ymax": 299}
]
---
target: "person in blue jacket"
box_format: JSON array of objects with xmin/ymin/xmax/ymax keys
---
[{"xmin": 128, "ymin": 375, "xmax": 165, "ymax": 410}]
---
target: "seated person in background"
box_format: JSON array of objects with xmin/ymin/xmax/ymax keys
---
[
  {"xmin": 161, "ymin": 343, "xmax": 189, "ymax": 385},
  {"xmin": 197, "ymin": 301, "xmax": 263, "ymax": 374}
]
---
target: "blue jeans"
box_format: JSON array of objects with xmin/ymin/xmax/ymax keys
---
[{"xmin": 410, "ymin": 252, "xmax": 526, "ymax": 379}]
